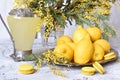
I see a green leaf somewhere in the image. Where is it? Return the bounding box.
[55,15,66,27]
[79,16,93,26]
[98,14,109,20]
[72,15,83,25]
[102,22,116,36]
[102,32,109,40]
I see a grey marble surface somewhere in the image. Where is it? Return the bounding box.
[0,39,120,80]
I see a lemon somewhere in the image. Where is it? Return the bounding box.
[66,42,76,51]
[66,42,75,62]
[74,38,94,64]
[56,35,73,45]
[86,26,101,42]
[94,39,110,53]
[73,25,91,43]
[92,43,105,61]
[54,44,74,61]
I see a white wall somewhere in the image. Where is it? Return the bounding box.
[0,0,13,40]
[109,4,120,50]
[0,0,120,50]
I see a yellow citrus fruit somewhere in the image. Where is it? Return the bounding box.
[66,42,76,62]
[73,25,91,43]
[54,44,74,61]
[74,38,94,64]
[94,39,110,53]
[92,43,105,61]
[86,26,101,42]
[66,42,76,51]
[56,35,73,45]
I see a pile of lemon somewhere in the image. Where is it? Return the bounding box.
[54,25,116,75]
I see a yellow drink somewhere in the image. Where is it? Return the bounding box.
[7,16,40,50]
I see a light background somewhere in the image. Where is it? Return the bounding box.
[0,0,120,50]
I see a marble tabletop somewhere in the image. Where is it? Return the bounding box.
[0,39,120,80]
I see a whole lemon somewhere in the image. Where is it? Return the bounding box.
[54,44,74,61]
[86,26,101,42]
[74,38,94,64]
[66,42,76,51]
[92,43,105,61]
[66,42,76,62]
[56,35,73,45]
[94,39,110,53]
[73,25,91,43]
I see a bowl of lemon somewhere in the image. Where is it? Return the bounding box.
[53,25,118,66]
